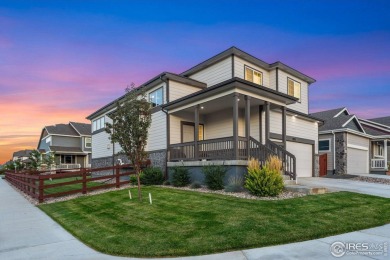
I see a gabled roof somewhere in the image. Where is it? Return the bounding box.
[86,72,206,120]
[180,46,316,84]
[70,122,91,136]
[13,149,33,158]
[368,116,390,127]
[310,108,365,133]
[46,124,80,136]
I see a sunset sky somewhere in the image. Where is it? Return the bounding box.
[1,0,390,164]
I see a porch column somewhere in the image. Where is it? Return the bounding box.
[282,106,287,148]
[194,105,200,160]
[233,93,239,160]
[265,101,270,144]
[245,96,251,159]
[384,140,388,169]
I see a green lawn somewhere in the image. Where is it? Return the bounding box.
[39,187,390,257]
[44,177,102,194]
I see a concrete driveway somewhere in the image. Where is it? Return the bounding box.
[1,178,389,260]
[298,177,390,198]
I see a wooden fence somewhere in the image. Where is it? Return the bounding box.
[5,165,135,203]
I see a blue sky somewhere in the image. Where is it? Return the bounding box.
[1,0,390,162]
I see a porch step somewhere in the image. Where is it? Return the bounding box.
[285,185,327,195]
[284,179,297,185]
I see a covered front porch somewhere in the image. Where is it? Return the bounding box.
[370,139,390,173]
[163,78,298,179]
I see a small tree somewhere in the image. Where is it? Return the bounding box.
[28,150,42,170]
[44,152,56,169]
[106,84,152,200]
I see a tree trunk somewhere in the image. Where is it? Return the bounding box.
[136,163,142,201]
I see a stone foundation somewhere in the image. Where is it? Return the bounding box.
[91,150,167,176]
[335,132,348,175]
[314,154,320,177]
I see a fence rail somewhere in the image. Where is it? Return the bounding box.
[371,159,386,169]
[5,164,135,203]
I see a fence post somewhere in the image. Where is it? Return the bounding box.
[82,168,87,194]
[38,177,44,203]
[115,166,120,188]
[32,178,36,198]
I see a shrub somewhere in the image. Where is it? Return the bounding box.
[224,174,244,193]
[202,164,227,190]
[163,180,171,186]
[129,175,138,185]
[190,181,202,189]
[265,155,283,174]
[245,159,284,197]
[140,167,164,185]
[171,167,191,187]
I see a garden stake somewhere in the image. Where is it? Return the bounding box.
[149,193,152,204]
[128,189,132,200]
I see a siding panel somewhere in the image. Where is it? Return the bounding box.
[169,80,202,101]
[234,56,271,89]
[189,57,232,87]
[278,70,309,114]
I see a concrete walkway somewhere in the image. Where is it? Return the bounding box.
[298,177,390,198]
[1,179,389,260]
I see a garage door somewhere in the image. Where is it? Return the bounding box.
[347,148,368,174]
[286,142,312,178]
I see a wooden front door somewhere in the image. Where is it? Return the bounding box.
[319,154,327,177]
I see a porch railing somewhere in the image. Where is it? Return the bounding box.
[371,159,386,169]
[57,164,81,169]
[169,136,296,179]
[266,141,296,180]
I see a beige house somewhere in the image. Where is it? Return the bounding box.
[87,47,321,180]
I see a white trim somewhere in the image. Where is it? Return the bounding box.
[319,138,331,152]
[347,144,369,151]
[334,107,349,118]
[359,119,390,132]
[341,115,366,133]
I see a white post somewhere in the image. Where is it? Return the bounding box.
[128,189,132,200]
[384,140,388,170]
[149,193,152,204]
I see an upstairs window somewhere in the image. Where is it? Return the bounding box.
[85,137,92,148]
[92,117,105,132]
[245,66,263,85]
[149,87,163,107]
[288,78,301,101]
[319,140,330,152]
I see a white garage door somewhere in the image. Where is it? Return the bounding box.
[347,148,369,174]
[286,142,312,178]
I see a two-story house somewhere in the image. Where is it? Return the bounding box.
[87,47,322,180]
[311,107,390,176]
[37,122,92,169]
[12,149,33,163]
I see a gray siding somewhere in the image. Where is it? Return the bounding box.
[52,136,80,147]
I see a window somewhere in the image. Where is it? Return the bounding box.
[287,78,301,101]
[374,142,384,157]
[149,87,163,107]
[61,155,74,164]
[92,117,105,132]
[245,66,263,85]
[85,137,92,148]
[319,140,330,152]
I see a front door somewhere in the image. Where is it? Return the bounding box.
[319,154,327,177]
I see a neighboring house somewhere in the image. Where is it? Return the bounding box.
[37,122,92,169]
[310,107,390,176]
[87,47,321,180]
[12,149,33,163]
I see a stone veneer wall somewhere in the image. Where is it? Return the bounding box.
[335,132,347,175]
[314,154,320,177]
[91,150,167,176]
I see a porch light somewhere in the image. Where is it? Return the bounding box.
[201,106,204,109]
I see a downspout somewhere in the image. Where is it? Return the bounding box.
[160,74,169,179]
[332,130,336,175]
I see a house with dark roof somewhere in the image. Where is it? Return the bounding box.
[12,149,34,163]
[37,122,92,169]
[87,47,322,180]
[310,107,390,176]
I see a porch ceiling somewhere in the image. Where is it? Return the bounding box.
[163,77,297,113]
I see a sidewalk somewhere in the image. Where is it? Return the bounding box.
[1,178,389,260]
